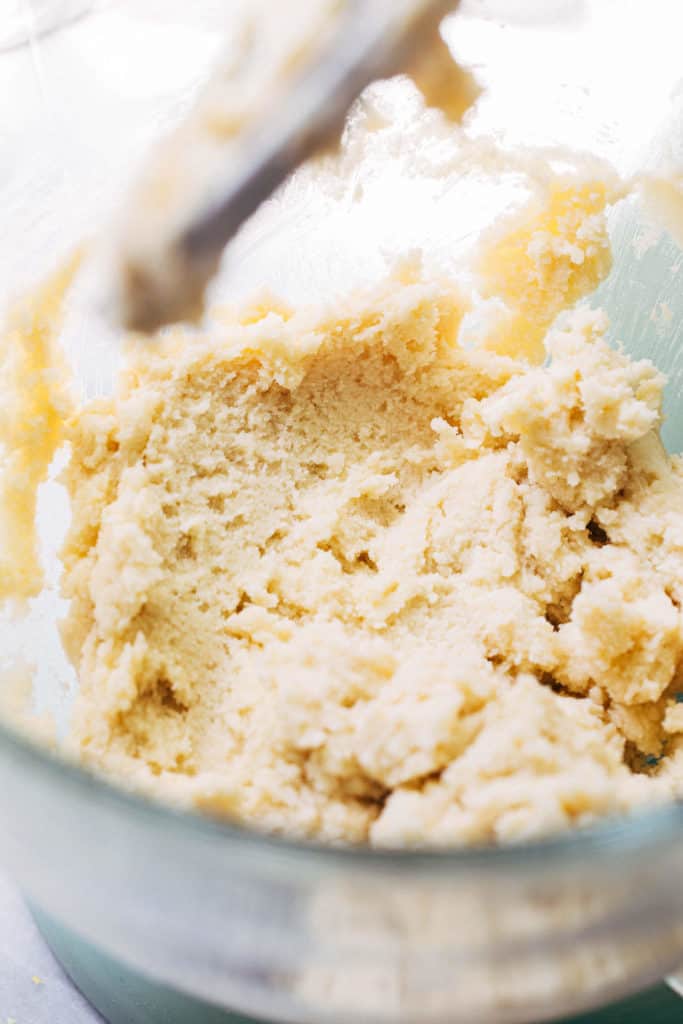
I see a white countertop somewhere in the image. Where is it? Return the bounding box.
[0,872,101,1024]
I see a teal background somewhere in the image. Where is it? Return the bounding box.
[592,207,683,455]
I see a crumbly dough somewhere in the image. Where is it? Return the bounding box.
[1,83,680,848]
[61,253,683,845]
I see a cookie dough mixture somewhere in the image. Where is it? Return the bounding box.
[3,75,683,846]
[59,190,683,845]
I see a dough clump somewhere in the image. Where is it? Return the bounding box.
[62,269,683,846]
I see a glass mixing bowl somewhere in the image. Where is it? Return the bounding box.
[1,3,683,1021]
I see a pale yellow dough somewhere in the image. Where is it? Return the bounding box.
[2,91,671,847]
[60,259,683,846]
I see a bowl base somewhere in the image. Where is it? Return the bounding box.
[30,903,253,1024]
[30,903,683,1024]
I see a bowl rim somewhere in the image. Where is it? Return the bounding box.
[2,715,682,875]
